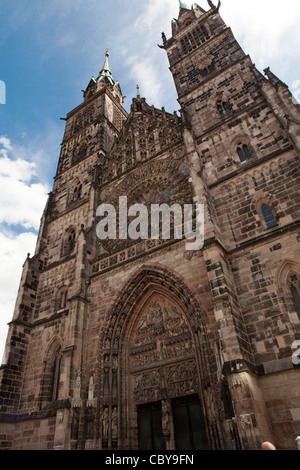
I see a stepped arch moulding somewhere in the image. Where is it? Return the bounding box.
[96,265,225,449]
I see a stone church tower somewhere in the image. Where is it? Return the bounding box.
[0,1,300,451]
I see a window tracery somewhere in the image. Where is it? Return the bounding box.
[260,203,277,229]
[237,143,252,162]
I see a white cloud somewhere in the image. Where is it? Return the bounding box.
[116,0,179,109]
[0,231,37,363]
[220,0,300,70]
[0,153,36,182]
[0,137,12,152]
[132,0,177,34]
[0,138,49,230]
[112,0,300,111]
[0,137,50,362]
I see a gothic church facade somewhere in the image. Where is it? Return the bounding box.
[0,1,300,450]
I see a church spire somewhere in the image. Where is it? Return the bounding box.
[97,50,115,86]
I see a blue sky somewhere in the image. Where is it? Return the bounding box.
[0,0,300,361]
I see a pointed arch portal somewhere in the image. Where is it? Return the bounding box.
[97,266,225,450]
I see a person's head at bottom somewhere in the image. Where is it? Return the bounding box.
[261,441,276,450]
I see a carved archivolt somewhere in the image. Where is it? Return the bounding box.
[100,266,205,353]
[95,266,224,449]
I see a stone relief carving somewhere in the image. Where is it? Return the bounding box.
[57,410,64,424]
[133,370,161,403]
[165,361,198,398]
[130,295,199,404]
[239,414,253,430]
[100,107,182,185]
[130,297,192,370]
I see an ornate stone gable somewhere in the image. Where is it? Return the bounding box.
[100,98,183,186]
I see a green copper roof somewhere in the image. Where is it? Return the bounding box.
[179,0,191,10]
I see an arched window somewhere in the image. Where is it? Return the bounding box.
[290,274,300,319]
[237,143,252,162]
[67,229,76,253]
[261,203,277,229]
[51,347,62,402]
[73,142,87,165]
[56,287,68,311]
[73,181,82,201]
[217,100,231,115]
[61,227,76,257]
[40,340,63,406]
[77,143,87,161]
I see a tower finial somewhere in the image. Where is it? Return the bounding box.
[103,50,110,72]
[136,85,141,99]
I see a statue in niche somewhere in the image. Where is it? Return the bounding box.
[112,355,118,369]
[112,407,118,440]
[71,408,80,440]
[73,370,82,405]
[75,371,81,395]
[161,400,171,437]
[86,409,95,440]
[88,375,94,402]
[102,407,109,439]
[57,410,64,424]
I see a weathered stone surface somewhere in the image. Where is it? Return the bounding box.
[0,2,299,451]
